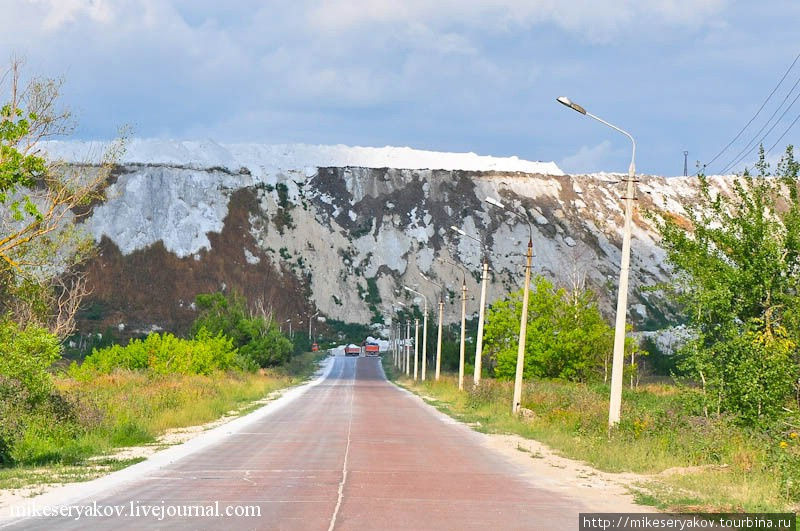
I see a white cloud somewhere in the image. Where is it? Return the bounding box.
[30,0,114,30]
[1,0,795,176]
[307,0,727,42]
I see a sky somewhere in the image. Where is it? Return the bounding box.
[2,0,799,176]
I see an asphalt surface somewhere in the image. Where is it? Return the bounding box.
[9,356,588,530]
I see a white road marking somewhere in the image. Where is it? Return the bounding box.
[327,359,356,531]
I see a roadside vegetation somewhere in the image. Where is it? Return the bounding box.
[1,289,320,473]
[390,372,798,512]
[0,62,320,490]
[388,147,800,513]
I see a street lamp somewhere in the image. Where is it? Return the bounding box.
[413,316,419,380]
[308,311,320,341]
[420,272,445,381]
[405,319,411,375]
[486,196,533,413]
[403,285,429,382]
[393,302,406,369]
[557,95,636,428]
[438,256,470,391]
[450,226,490,385]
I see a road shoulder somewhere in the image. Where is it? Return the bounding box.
[0,356,335,524]
[387,378,649,513]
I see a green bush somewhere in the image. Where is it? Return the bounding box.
[484,277,615,382]
[191,292,293,368]
[71,328,237,378]
[651,148,800,425]
[0,320,80,465]
[0,320,61,403]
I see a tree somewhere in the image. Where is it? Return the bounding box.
[191,292,293,368]
[651,146,800,424]
[483,276,614,382]
[0,59,124,338]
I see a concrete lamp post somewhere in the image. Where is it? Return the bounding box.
[485,196,534,414]
[557,96,636,428]
[403,285,429,382]
[420,272,445,381]
[397,301,411,376]
[308,311,320,341]
[395,300,408,372]
[438,257,470,391]
[450,226,490,385]
[393,302,406,368]
[413,317,419,380]
[405,319,411,375]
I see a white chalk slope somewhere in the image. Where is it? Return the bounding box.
[42,139,564,175]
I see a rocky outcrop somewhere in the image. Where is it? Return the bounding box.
[47,141,721,336]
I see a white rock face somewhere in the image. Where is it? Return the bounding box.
[42,140,564,175]
[53,139,737,329]
[89,166,243,257]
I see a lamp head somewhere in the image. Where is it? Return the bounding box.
[449,225,466,236]
[556,96,587,115]
[485,196,505,209]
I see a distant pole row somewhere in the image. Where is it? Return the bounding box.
[387,97,637,428]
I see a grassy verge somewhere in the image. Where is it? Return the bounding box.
[0,352,324,490]
[0,458,146,492]
[381,357,798,513]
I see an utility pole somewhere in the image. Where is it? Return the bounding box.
[396,324,401,369]
[435,297,444,380]
[308,311,320,341]
[448,225,491,386]
[683,151,688,177]
[474,257,489,385]
[405,320,411,376]
[458,277,467,391]
[419,273,443,383]
[512,239,533,413]
[557,96,637,428]
[413,318,419,381]
[421,305,428,381]
[485,197,533,413]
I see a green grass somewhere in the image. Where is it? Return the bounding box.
[1,351,324,484]
[382,357,799,513]
[0,458,145,490]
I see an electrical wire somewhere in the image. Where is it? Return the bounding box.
[698,50,800,176]
[719,85,800,174]
[766,110,800,154]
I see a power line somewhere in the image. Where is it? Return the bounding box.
[720,84,800,174]
[766,109,800,154]
[698,49,800,175]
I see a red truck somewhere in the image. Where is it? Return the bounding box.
[364,343,380,356]
[344,344,360,356]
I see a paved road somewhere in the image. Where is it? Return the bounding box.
[10,356,589,530]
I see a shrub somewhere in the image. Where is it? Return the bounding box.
[484,277,615,382]
[191,292,294,368]
[0,320,83,465]
[0,320,61,404]
[71,328,237,378]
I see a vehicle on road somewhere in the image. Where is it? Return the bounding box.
[344,344,360,356]
[364,342,380,356]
